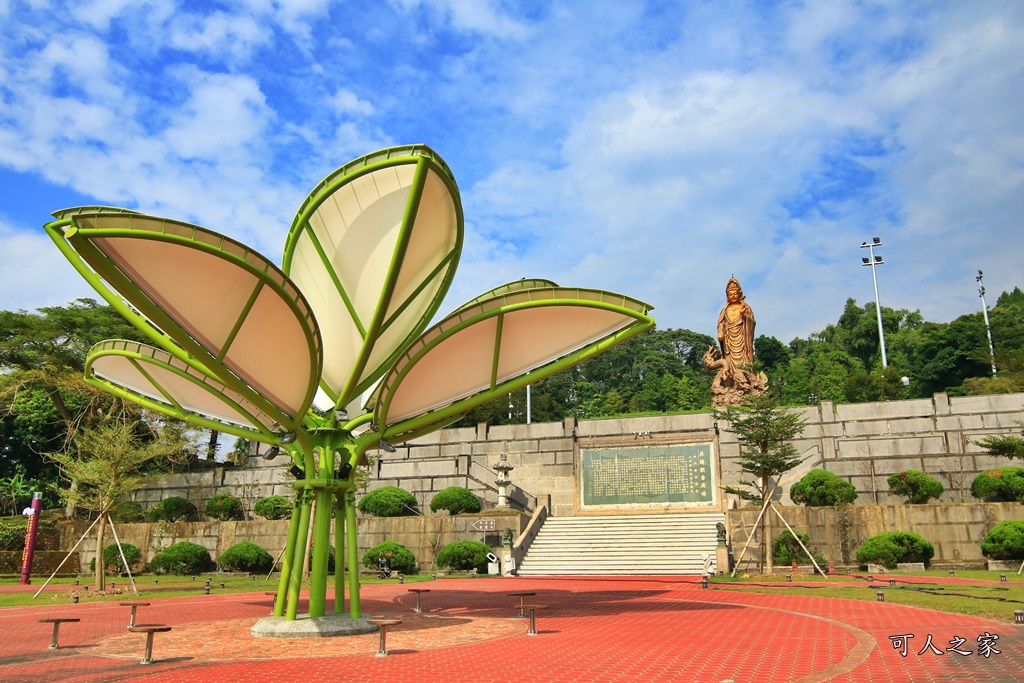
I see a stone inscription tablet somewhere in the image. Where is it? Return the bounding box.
[581,443,715,507]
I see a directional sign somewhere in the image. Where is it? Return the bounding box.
[471,518,496,532]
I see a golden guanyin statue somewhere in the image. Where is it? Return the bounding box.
[703,277,768,406]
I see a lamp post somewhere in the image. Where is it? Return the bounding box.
[860,237,888,369]
[976,270,997,376]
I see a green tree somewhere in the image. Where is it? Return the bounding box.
[715,393,806,572]
[0,300,153,516]
[887,470,944,504]
[46,417,193,589]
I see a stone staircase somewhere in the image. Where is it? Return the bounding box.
[517,512,724,575]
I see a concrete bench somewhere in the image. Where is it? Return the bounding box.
[407,588,430,613]
[129,625,172,665]
[39,617,80,650]
[119,602,150,628]
[507,591,536,618]
[519,604,548,636]
[367,618,402,657]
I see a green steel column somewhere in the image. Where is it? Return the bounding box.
[286,488,314,620]
[274,496,304,617]
[334,490,344,615]
[345,489,360,618]
[307,487,332,617]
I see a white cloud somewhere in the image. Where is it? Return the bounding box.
[0,219,98,310]
[330,88,374,116]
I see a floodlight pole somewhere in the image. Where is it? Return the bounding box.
[977,271,997,376]
[860,237,888,369]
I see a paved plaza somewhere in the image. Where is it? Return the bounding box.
[1,575,1021,682]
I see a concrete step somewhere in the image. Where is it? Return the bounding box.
[517,512,724,576]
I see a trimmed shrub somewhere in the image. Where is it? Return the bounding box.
[218,541,273,573]
[430,487,481,515]
[435,540,491,573]
[146,496,196,522]
[108,500,146,523]
[90,543,143,573]
[0,522,25,551]
[150,541,213,575]
[971,467,1024,502]
[204,493,244,521]
[362,541,416,574]
[981,520,1024,560]
[772,530,825,567]
[254,495,292,520]
[887,470,944,504]
[790,470,857,507]
[357,486,418,517]
[306,544,336,573]
[855,532,935,569]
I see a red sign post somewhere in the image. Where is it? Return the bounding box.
[18,492,42,585]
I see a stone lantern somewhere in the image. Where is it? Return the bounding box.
[494,452,514,508]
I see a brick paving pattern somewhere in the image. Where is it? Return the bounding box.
[1,575,1021,682]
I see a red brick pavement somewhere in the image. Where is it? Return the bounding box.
[1,576,1021,682]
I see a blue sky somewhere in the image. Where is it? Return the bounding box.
[1,0,1022,344]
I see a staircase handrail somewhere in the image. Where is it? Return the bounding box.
[511,493,550,570]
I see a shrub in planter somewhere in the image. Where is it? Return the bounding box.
[971,467,1024,502]
[790,470,857,507]
[218,541,273,573]
[435,540,491,573]
[430,487,481,515]
[357,486,418,517]
[146,496,196,522]
[108,500,146,523]
[772,530,825,567]
[981,520,1024,560]
[204,493,244,521]
[150,541,213,575]
[90,543,143,573]
[855,532,934,569]
[887,470,944,504]
[306,544,336,573]
[362,541,416,574]
[254,495,292,520]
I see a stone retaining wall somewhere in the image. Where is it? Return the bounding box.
[727,501,1024,569]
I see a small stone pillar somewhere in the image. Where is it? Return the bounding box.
[494,453,514,508]
[715,521,730,574]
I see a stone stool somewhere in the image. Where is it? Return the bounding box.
[407,588,430,613]
[129,625,172,665]
[520,604,548,636]
[508,591,536,618]
[367,618,402,657]
[119,601,150,628]
[39,617,80,650]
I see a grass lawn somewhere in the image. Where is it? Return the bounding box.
[0,571,449,608]
[711,569,1024,623]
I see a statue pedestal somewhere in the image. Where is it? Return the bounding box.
[716,544,730,575]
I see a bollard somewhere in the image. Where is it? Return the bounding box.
[72,595,79,604]
[1015,610,1024,625]
[701,576,708,589]
[867,575,873,582]
[786,575,792,582]
[949,570,955,577]
[110,582,115,589]
[220,582,225,589]
[84,586,89,592]
[1002,575,1007,582]
[204,586,210,595]
[398,574,404,584]
[877,591,884,602]
[153,579,158,585]
[74,579,79,586]
[889,579,896,587]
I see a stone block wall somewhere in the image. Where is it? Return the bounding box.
[727,502,1024,569]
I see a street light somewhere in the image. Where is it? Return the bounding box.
[860,237,888,369]
[976,270,997,376]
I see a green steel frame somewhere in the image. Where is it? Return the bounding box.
[43,145,655,627]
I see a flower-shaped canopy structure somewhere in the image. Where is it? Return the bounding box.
[44,145,654,626]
